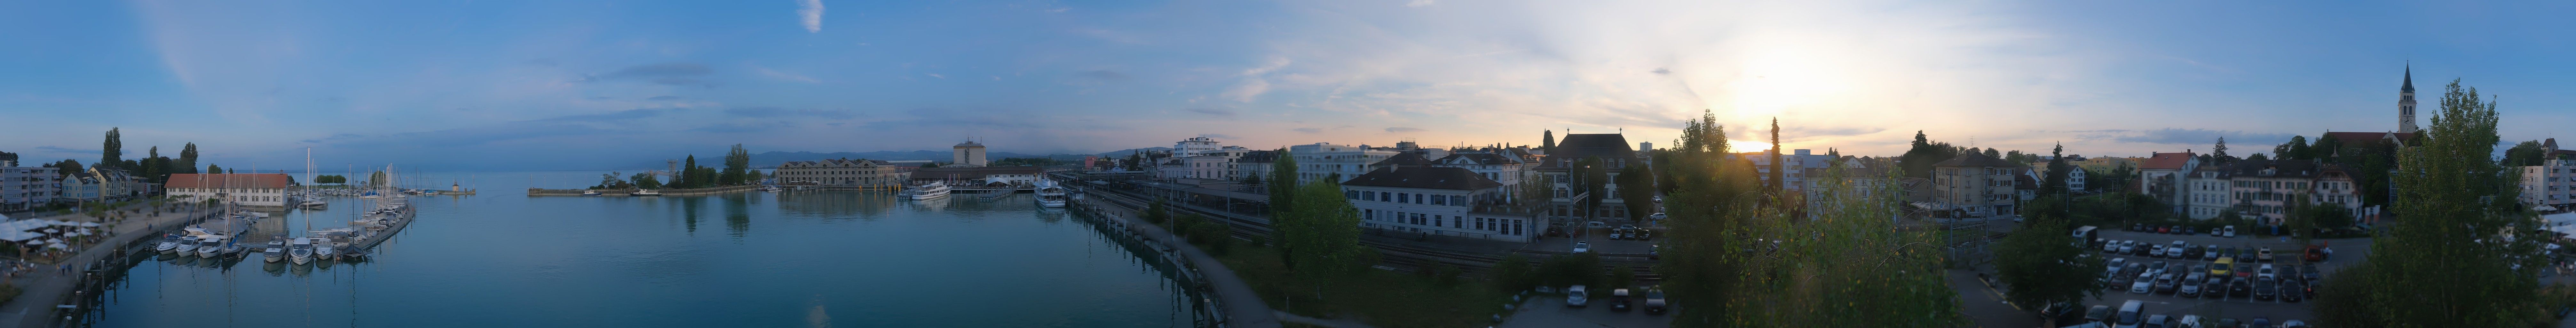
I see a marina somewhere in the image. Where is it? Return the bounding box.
[79,172,1211,328]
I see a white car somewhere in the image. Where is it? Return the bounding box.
[2256,264,2276,279]
[2223,226,2237,237]
[2117,241,2137,254]
[1572,241,1591,253]
[2102,240,2121,253]
[2130,272,2155,294]
[1566,285,1590,307]
[2165,241,2188,258]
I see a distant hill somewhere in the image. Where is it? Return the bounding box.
[699,151,1096,168]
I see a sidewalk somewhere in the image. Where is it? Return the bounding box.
[0,201,220,327]
[1083,198,1284,328]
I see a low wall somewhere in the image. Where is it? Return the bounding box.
[528,184,763,197]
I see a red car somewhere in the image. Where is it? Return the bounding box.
[2157,226,2170,234]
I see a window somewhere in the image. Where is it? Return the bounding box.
[1432,195,1447,205]
[1397,193,1409,203]
[1415,194,1425,204]
[1346,190,1359,199]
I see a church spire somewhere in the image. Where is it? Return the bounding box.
[2398,63,2419,133]
[2401,62,2415,92]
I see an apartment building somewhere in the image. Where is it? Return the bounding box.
[0,164,58,211]
[167,173,293,207]
[774,158,912,187]
[1342,166,1537,242]
[1929,152,2024,217]
[1289,143,1400,184]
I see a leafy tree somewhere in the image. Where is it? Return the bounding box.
[2274,135,2311,160]
[1608,266,1636,290]
[100,127,122,170]
[1268,148,1300,264]
[2335,79,2548,326]
[2043,143,2071,195]
[1899,131,1958,179]
[178,143,198,173]
[2210,136,2230,165]
[1542,129,1556,150]
[720,144,751,185]
[1573,157,1609,219]
[629,172,662,189]
[1490,252,1535,292]
[1616,164,1656,220]
[0,151,15,164]
[47,160,85,175]
[2504,140,2549,167]
[2246,153,2269,160]
[1768,117,1783,191]
[1983,148,2001,159]
[1279,177,1368,288]
[2306,134,2343,164]
[1994,215,2105,318]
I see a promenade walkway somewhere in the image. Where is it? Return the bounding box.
[0,201,221,327]
[1083,197,1283,328]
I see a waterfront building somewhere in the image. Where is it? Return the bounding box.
[1231,150,1280,182]
[0,164,59,211]
[952,141,989,167]
[57,168,138,203]
[1928,152,2024,218]
[913,166,1045,187]
[167,173,292,207]
[1158,155,1235,180]
[2522,158,2576,212]
[1342,165,1538,242]
[774,158,912,187]
[1539,133,1642,220]
[1288,143,1399,184]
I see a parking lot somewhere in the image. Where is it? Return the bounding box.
[2082,228,2375,324]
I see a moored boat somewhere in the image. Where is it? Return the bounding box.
[173,236,200,255]
[193,235,226,258]
[582,190,602,196]
[262,248,283,262]
[911,182,951,200]
[154,241,179,253]
[1035,179,1069,208]
[630,189,662,196]
[289,238,313,265]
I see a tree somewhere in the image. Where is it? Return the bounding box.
[1665,163,1966,327]
[2246,153,2268,160]
[1994,216,2106,318]
[100,127,122,170]
[629,172,662,189]
[203,164,219,176]
[2043,143,2072,196]
[2504,140,2548,167]
[1147,200,1171,225]
[178,143,198,174]
[1768,117,1783,191]
[1573,157,1609,219]
[2209,137,2230,165]
[2339,79,2548,326]
[2307,133,2344,164]
[1543,129,1556,150]
[0,151,15,164]
[47,160,84,175]
[1608,266,1636,290]
[1899,131,1959,179]
[1616,164,1657,220]
[721,144,751,186]
[1490,252,1535,292]
[2275,135,2311,161]
[1279,177,1368,287]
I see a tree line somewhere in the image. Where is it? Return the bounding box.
[596,144,763,190]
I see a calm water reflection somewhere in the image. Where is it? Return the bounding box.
[91,171,1204,328]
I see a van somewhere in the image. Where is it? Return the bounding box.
[2073,226,2100,241]
[2113,300,2145,328]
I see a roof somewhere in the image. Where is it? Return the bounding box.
[1932,152,2018,167]
[1434,152,1521,166]
[166,174,292,189]
[1801,168,1893,178]
[2015,174,2038,190]
[1371,152,1435,167]
[780,158,891,168]
[2402,64,2415,92]
[2138,152,2197,170]
[2224,159,2324,179]
[1342,166,1503,190]
[954,141,985,148]
[1552,134,1636,160]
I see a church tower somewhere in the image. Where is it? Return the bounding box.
[2398,64,2418,133]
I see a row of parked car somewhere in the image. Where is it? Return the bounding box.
[1562,285,1668,315]
[2104,257,2322,302]
[2070,299,2308,328]
[2098,239,2279,263]
[2132,223,2239,237]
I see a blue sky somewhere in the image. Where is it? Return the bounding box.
[6,0,2575,171]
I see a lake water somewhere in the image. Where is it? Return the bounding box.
[88,171,1208,327]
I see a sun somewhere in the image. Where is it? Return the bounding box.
[1723,45,1852,122]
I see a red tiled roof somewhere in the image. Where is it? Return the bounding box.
[165,174,292,189]
[2138,152,2195,170]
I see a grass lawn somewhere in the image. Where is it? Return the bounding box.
[1213,244,1517,328]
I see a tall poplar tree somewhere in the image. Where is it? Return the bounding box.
[100,127,122,170]
[2327,79,2548,326]
[178,143,199,174]
[1768,118,1783,192]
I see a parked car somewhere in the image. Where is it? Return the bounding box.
[2165,241,2188,258]
[2130,273,2156,294]
[1643,288,1669,314]
[2102,240,2121,253]
[2249,317,2271,328]
[1609,231,1625,240]
[2153,273,2179,294]
[2256,264,2276,279]
[2253,277,2278,301]
[2114,300,2145,328]
[2188,264,2207,275]
[2117,241,2138,254]
[2279,319,2310,328]
[2084,304,2114,323]
[2209,258,2234,275]
[2131,223,2145,232]
[1566,285,1590,307]
[2146,261,2169,276]
[1648,245,1660,260]
[2256,247,2275,262]
[2157,226,2170,234]
[1635,230,1653,241]
[1610,288,1633,312]
[2210,227,2224,237]
[2214,318,2240,328]
[2178,272,2208,297]
[2280,278,2303,302]
[2201,247,2220,259]
[2201,276,2224,299]
[2223,225,2237,237]
[2142,315,2171,328]
[2177,315,2206,328]
[2234,262,2254,278]
[1572,241,1591,253]
[2300,264,2322,282]
[2227,276,2253,298]
[2182,245,2203,260]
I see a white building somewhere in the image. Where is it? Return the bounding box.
[774,158,911,187]
[1342,166,1537,242]
[952,141,989,167]
[2185,166,2231,219]
[1430,148,1540,199]
[2136,152,2200,214]
[1159,155,1236,180]
[0,164,59,211]
[1289,143,1399,184]
[1739,149,1837,194]
[167,173,293,207]
[1174,136,1225,157]
[2523,159,2576,212]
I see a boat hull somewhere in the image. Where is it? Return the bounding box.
[291,255,311,265]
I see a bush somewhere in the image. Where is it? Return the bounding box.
[1538,253,1602,289]
[1490,253,1535,292]
[1434,263,1463,287]
[1608,266,1635,290]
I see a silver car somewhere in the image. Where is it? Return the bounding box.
[2130,272,2155,294]
[2164,241,2188,258]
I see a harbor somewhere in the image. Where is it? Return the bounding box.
[77,171,1211,328]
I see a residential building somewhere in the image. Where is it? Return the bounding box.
[1739,149,1838,194]
[1174,136,1224,157]
[2069,156,2139,178]
[1289,143,1400,183]
[1159,155,1236,180]
[2136,152,2201,213]
[2221,159,2350,225]
[952,141,989,167]
[1801,167,1895,211]
[2522,159,2576,212]
[1539,133,1642,220]
[2064,164,2088,192]
[1342,166,1537,242]
[0,165,58,211]
[1431,147,1541,201]
[167,173,293,207]
[2185,166,2232,219]
[774,158,912,187]
[1233,150,1280,182]
[1929,152,2023,217]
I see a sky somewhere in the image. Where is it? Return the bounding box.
[6,0,2576,171]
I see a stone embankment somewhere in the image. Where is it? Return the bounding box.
[527,184,763,196]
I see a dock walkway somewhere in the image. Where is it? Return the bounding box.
[0,202,222,327]
[1079,196,1282,328]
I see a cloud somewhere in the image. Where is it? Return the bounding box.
[1076,70,1129,81]
[2096,128,2293,146]
[691,121,795,133]
[589,63,715,86]
[1222,79,1270,102]
[35,146,91,154]
[1385,127,1425,133]
[756,66,821,83]
[1185,107,1236,117]
[1200,133,1240,139]
[724,107,855,119]
[925,73,945,79]
[525,108,670,123]
[1294,127,1324,133]
[647,95,684,101]
[797,0,826,33]
[1406,0,1435,7]
[1652,68,1671,75]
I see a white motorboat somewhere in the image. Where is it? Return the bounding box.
[911,182,951,200]
[581,190,602,196]
[173,236,200,255]
[762,185,782,192]
[262,248,284,262]
[289,238,313,265]
[313,237,337,259]
[630,189,663,196]
[154,241,179,253]
[300,199,328,208]
[1035,180,1069,208]
[194,236,226,258]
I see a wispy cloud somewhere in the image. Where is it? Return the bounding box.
[35,146,91,154]
[797,0,826,33]
[724,107,854,119]
[1385,127,1424,133]
[1186,107,1236,117]
[756,66,821,83]
[1200,133,1240,139]
[1294,127,1324,133]
[588,63,715,86]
